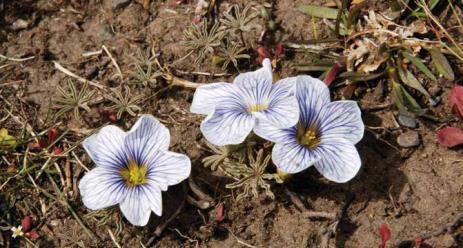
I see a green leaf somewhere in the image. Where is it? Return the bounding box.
[297,5,339,19]
[402,51,437,81]
[429,48,455,81]
[0,128,17,150]
[397,65,430,98]
[391,80,425,115]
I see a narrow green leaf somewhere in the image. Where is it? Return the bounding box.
[298,5,339,19]
[402,51,437,81]
[429,48,455,81]
[429,0,441,10]
[397,66,430,98]
[294,65,332,72]
[391,80,425,115]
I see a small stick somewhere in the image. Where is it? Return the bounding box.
[107,228,122,248]
[395,212,463,247]
[188,177,214,203]
[186,195,211,209]
[102,45,123,81]
[164,74,206,89]
[53,161,66,188]
[225,227,257,248]
[284,187,337,219]
[174,69,231,77]
[65,158,72,192]
[72,151,90,172]
[0,54,35,62]
[53,61,104,89]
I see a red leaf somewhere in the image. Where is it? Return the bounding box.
[26,229,39,240]
[274,43,284,59]
[52,147,63,155]
[21,216,32,232]
[216,203,224,223]
[324,63,342,86]
[450,85,463,119]
[436,127,463,148]
[378,223,391,248]
[256,47,272,59]
[414,236,423,247]
[168,0,184,7]
[38,138,48,149]
[47,128,59,145]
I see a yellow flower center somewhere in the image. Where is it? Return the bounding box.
[248,104,268,113]
[120,160,148,187]
[297,125,321,150]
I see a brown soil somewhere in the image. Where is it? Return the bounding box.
[0,0,462,247]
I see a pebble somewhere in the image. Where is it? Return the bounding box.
[428,85,442,97]
[112,0,131,10]
[397,131,420,148]
[398,114,418,129]
[11,19,29,30]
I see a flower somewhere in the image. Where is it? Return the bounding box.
[79,115,191,226]
[190,58,299,146]
[11,225,24,238]
[255,76,364,183]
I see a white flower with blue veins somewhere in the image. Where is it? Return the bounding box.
[255,76,364,183]
[79,115,191,226]
[190,58,299,146]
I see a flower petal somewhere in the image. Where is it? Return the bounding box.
[146,150,191,191]
[82,125,127,170]
[119,187,155,226]
[318,100,364,144]
[79,167,128,210]
[125,115,170,165]
[295,75,331,129]
[200,106,255,146]
[254,122,296,144]
[313,139,361,183]
[254,77,299,128]
[190,82,236,115]
[233,58,273,108]
[272,140,321,174]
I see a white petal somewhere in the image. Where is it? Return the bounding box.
[190,82,236,115]
[254,122,296,144]
[141,183,163,216]
[146,150,191,191]
[295,76,331,129]
[273,76,297,95]
[200,106,255,146]
[318,101,364,144]
[272,140,321,174]
[255,78,299,128]
[79,167,128,210]
[82,125,127,170]
[125,115,170,165]
[233,59,273,108]
[119,187,157,226]
[313,139,361,183]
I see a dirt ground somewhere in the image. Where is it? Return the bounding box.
[0,0,462,247]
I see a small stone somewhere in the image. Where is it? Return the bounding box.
[428,85,442,97]
[112,0,131,10]
[11,19,29,30]
[398,114,418,128]
[397,131,420,148]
